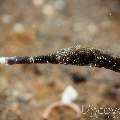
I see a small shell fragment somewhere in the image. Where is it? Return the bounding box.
[61,86,78,104]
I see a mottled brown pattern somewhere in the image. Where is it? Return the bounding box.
[5,45,120,72]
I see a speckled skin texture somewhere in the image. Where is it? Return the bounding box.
[7,45,120,72]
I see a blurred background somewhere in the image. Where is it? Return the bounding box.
[0,0,120,119]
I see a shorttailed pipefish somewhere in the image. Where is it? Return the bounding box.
[0,45,120,72]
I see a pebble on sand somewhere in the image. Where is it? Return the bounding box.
[32,0,44,6]
[42,4,55,16]
[61,86,78,104]
[1,14,12,24]
[13,23,25,33]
